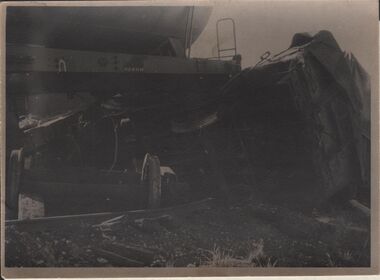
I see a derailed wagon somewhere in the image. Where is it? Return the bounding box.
[5,6,370,220]
[219,30,370,205]
[5,6,242,219]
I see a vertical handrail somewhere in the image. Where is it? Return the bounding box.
[183,7,190,57]
[187,6,195,58]
[216,18,237,59]
[183,6,195,59]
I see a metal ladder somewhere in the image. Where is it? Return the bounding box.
[216,18,237,59]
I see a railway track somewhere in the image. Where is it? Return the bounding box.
[5,197,215,232]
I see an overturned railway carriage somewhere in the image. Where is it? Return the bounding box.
[221,31,371,204]
[5,6,370,220]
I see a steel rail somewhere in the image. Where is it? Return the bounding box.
[5,198,215,232]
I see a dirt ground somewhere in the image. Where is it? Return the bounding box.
[5,182,370,268]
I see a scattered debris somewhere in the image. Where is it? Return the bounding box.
[5,194,370,267]
[5,198,214,233]
[101,242,155,265]
[92,248,144,267]
[349,199,370,217]
[134,215,174,232]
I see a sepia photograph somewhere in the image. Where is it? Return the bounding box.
[1,0,378,277]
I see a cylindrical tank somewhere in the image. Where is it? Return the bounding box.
[6,6,212,55]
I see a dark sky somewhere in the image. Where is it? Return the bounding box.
[192,0,378,86]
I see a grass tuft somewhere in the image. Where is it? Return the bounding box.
[203,240,277,267]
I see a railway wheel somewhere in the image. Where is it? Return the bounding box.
[6,149,24,219]
[141,153,161,209]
